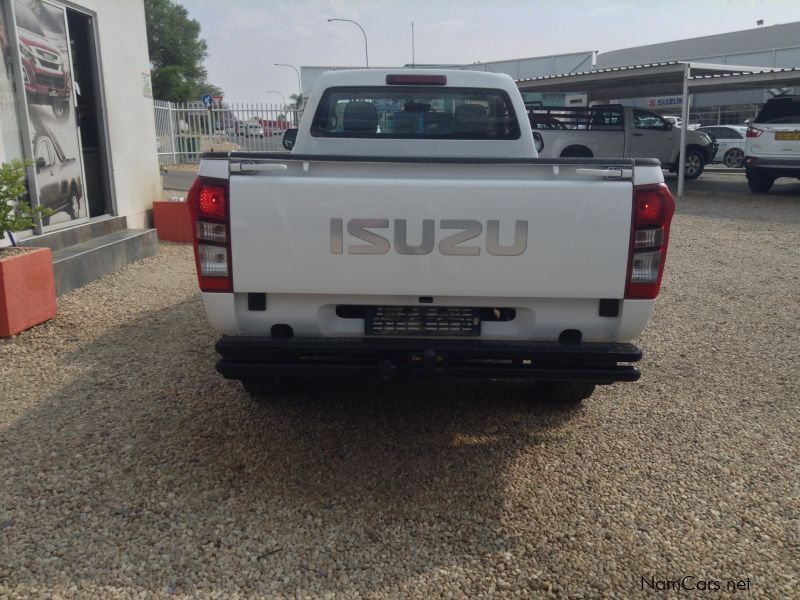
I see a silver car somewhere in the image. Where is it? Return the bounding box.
[697,126,747,168]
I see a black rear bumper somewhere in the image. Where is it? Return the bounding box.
[215,336,642,384]
[745,156,800,178]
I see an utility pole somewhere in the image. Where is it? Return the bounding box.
[412,22,415,67]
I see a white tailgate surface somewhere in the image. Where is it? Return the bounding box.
[230,170,632,299]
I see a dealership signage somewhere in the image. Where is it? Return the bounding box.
[565,93,588,106]
[647,95,684,108]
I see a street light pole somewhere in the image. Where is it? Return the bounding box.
[274,63,302,102]
[327,18,369,67]
[265,90,286,106]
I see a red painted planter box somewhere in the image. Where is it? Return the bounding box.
[0,247,57,337]
[153,200,193,243]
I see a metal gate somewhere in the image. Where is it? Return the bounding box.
[153,100,304,164]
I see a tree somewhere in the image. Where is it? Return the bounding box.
[144,0,222,102]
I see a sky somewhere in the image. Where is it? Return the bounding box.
[179,0,800,104]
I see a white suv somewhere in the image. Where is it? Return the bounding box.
[745,97,800,192]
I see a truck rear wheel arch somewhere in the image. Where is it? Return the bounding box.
[560,145,593,158]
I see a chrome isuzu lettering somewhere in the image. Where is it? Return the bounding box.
[330,218,528,256]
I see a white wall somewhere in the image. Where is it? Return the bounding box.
[71,0,160,229]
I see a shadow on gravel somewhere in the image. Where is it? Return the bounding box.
[663,171,800,203]
[0,300,581,595]
[671,190,800,224]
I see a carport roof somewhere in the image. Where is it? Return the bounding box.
[515,61,800,99]
[517,61,800,198]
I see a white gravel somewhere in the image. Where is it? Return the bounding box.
[0,190,798,599]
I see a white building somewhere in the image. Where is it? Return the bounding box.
[1,0,160,293]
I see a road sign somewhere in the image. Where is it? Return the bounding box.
[202,94,213,108]
[212,95,223,109]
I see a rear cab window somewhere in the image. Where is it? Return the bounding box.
[310,87,521,140]
[754,98,800,124]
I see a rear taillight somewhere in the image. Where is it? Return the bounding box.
[746,126,764,138]
[625,184,675,300]
[187,177,232,292]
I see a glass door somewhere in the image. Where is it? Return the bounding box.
[14,0,88,229]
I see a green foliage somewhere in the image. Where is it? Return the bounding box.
[0,159,52,242]
[144,0,222,102]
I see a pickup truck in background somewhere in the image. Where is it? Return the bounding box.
[529,104,717,179]
[188,69,675,405]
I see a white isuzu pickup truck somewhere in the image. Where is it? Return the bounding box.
[187,69,675,404]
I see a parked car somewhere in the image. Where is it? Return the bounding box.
[529,104,717,179]
[32,127,82,224]
[744,96,800,192]
[697,125,747,168]
[14,4,72,121]
[238,123,264,137]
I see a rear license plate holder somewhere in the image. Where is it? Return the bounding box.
[365,306,481,337]
[774,131,800,140]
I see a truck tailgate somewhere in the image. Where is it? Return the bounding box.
[229,161,633,299]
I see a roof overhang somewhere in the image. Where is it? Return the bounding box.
[515,61,800,198]
[689,67,800,91]
[516,61,799,100]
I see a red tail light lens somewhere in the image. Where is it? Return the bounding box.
[626,183,675,300]
[198,184,227,219]
[187,177,232,292]
[746,126,763,138]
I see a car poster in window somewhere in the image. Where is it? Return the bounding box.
[15,0,86,227]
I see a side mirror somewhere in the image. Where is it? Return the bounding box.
[532,131,544,154]
[35,157,47,171]
[282,128,298,151]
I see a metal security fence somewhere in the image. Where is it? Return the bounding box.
[154,100,304,164]
[688,105,760,128]
[652,104,760,128]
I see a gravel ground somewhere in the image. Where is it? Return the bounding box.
[1,191,798,599]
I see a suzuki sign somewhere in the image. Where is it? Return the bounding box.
[647,95,684,108]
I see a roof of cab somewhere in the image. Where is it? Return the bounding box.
[311,68,517,91]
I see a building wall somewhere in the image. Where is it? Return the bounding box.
[1,0,159,231]
[75,0,160,229]
[594,22,800,116]
[596,22,800,69]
